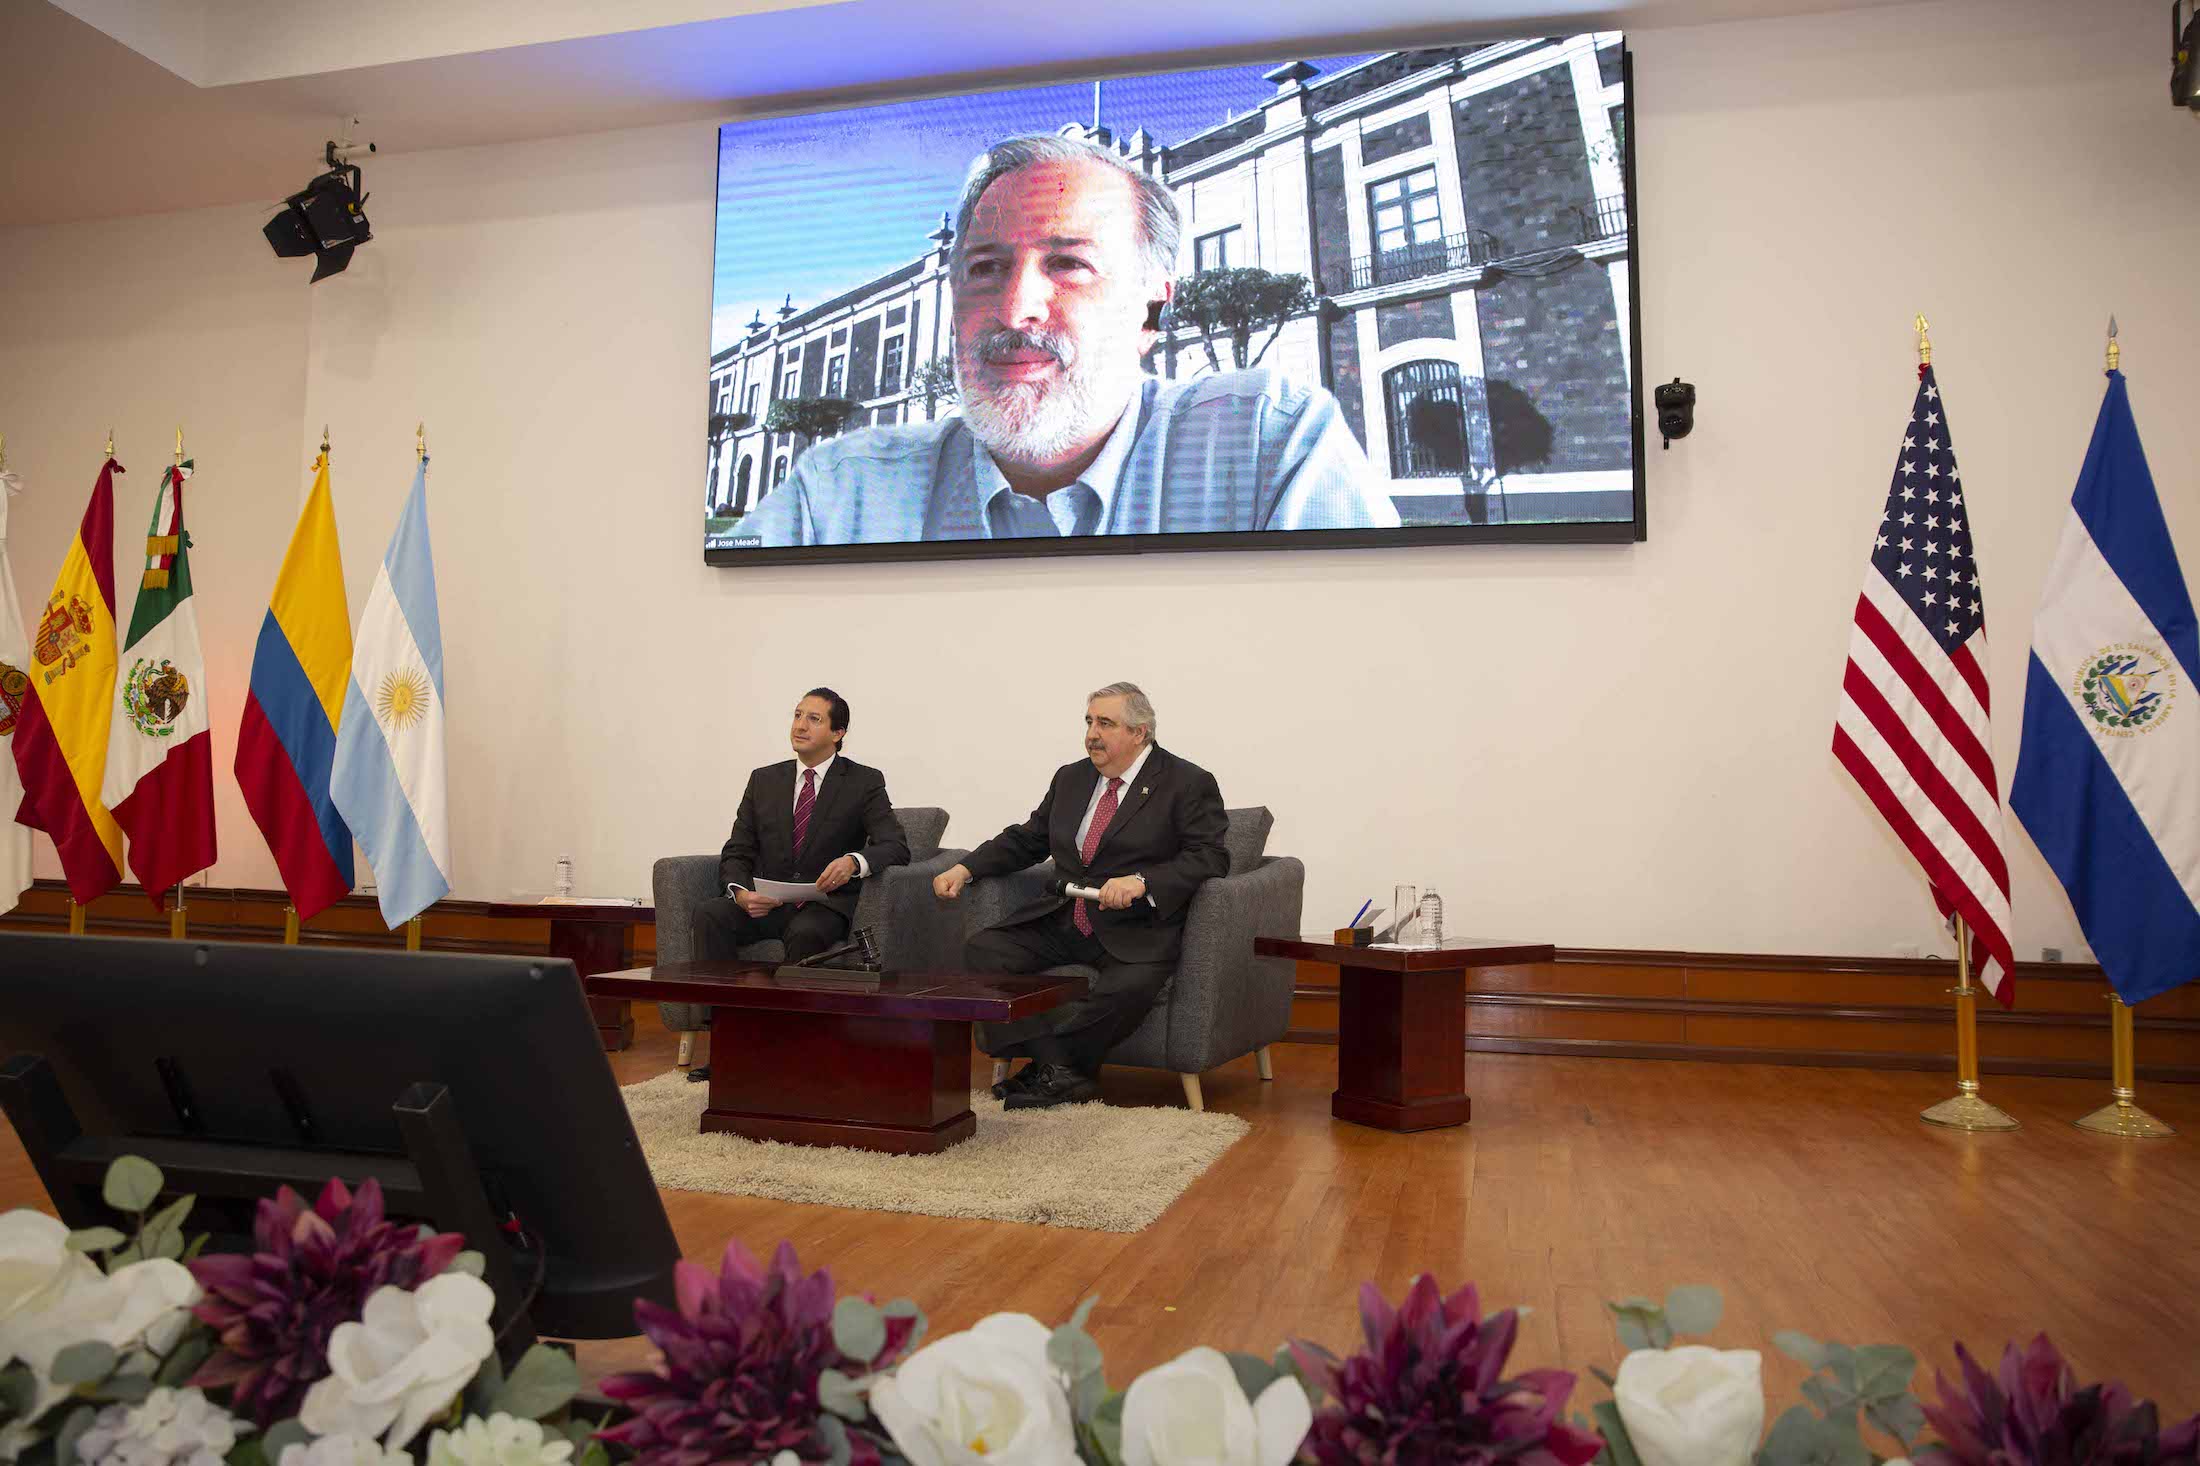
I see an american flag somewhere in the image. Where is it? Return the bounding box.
[1832,364,2015,1004]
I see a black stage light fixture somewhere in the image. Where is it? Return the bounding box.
[264,141,374,282]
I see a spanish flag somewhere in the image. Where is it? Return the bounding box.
[235,451,354,919]
[10,458,125,903]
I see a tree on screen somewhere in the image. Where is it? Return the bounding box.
[1170,267,1315,374]
[909,358,958,421]
[764,398,858,445]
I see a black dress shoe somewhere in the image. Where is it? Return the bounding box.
[987,1064,1030,1102]
[686,1065,711,1083]
[1004,1062,1099,1110]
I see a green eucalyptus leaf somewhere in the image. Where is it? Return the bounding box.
[575,1443,610,1466]
[56,1405,98,1466]
[491,1344,582,1421]
[831,1298,887,1364]
[817,1413,852,1466]
[1851,1345,1917,1401]
[1086,1390,1127,1466]
[1224,1352,1279,1403]
[451,1250,487,1279]
[1048,1324,1104,1384]
[1662,1285,1723,1337]
[65,1228,126,1254]
[464,1348,506,1415]
[108,1240,145,1269]
[0,1363,39,1417]
[1757,1408,1873,1466]
[1865,1393,1927,1449]
[180,1234,209,1263]
[51,1342,118,1386]
[1774,1332,1829,1369]
[1589,1364,1617,1389]
[156,1334,213,1388]
[102,1157,163,1214]
[260,1420,309,1463]
[1613,1296,1659,1312]
[1068,1296,1099,1333]
[882,1297,927,1354]
[227,1435,270,1466]
[1590,1399,1643,1466]
[151,1229,185,1262]
[90,1371,155,1405]
[1648,1317,1675,1350]
[146,1194,196,1238]
[1800,1374,1859,1418]
[1613,1317,1652,1352]
[1071,1365,1107,1421]
[1822,1342,1859,1390]
[818,1369,868,1422]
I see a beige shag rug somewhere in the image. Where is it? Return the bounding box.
[620,1072,1248,1232]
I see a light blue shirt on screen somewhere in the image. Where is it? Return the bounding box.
[733,368,1400,549]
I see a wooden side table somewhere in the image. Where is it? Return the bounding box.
[1254,936,1554,1131]
[486,901,653,1051]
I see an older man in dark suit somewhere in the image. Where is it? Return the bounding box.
[933,681,1227,1109]
[693,686,910,970]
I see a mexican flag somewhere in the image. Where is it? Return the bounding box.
[101,460,215,901]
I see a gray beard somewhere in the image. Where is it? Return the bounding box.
[956,338,1140,473]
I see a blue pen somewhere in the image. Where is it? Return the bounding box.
[1346,899,1372,929]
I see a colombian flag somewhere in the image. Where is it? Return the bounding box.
[236,451,354,918]
[10,458,125,903]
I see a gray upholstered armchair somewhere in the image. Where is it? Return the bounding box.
[951,806,1303,1111]
[650,806,962,1067]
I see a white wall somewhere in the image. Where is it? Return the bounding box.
[2,0,2195,962]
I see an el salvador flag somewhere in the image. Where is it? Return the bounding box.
[2010,370,2199,1004]
[331,461,450,926]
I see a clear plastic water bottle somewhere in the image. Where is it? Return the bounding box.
[1417,888,1444,948]
[554,854,574,898]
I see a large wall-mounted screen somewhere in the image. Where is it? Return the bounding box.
[704,37,1639,565]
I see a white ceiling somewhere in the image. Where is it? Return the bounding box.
[3,0,1924,228]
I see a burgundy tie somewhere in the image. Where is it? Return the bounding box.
[792,767,817,860]
[1073,777,1122,937]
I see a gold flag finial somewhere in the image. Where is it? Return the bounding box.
[321,423,331,455]
[2106,314,2120,373]
[106,427,115,457]
[1914,313,1932,367]
[0,431,8,472]
[416,421,427,462]
[174,425,185,466]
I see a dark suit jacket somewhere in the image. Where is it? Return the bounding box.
[717,756,910,922]
[963,744,1228,964]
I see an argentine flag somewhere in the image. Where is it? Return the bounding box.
[2010,370,2198,1004]
[331,461,449,926]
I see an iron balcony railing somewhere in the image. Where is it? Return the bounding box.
[1576,194,1629,244]
[1322,229,1498,295]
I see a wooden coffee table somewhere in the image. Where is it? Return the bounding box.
[1255,937,1554,1132]
[583,961,1086,1154]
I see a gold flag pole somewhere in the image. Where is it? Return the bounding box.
[105,427,114,458]
[283,904,300,945]
[2076,992,2174,1137]
[1921,915,2021,1130]
[68,900,86,935]
[1915,312,1931,366]
[169,887,187,940]
[406,917,424,951]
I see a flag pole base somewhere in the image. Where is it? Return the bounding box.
[405,917,423,952]
[67,900,86,935]
[1921,1086,2020,1131]
[283,905,300,945]
[2074,1096,2175,1139]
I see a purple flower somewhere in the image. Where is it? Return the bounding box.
[1916,1334,2199,1466]
[1290,1274,1603,1466]
[597,1240,916,1466]
[187,1177,466,1426]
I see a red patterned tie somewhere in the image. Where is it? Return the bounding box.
[1073,777,1122,937]
[792,767,817,860]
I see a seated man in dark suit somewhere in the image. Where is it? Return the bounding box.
[689,687,910,1079]
[932,681,1227,1109]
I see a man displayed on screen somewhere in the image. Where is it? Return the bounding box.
[689,687,909,1078]
[931,681,1227,1109]
[739,135,1400,547]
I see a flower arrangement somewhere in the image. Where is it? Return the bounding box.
[4,1160,2193,1466]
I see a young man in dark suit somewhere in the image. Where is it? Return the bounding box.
[692,687,910,969]
[933,681,1227,1109]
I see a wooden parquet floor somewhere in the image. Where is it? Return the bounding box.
[6,1008,2197,1415]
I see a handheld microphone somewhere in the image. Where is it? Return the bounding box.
[1046,877,1105,901]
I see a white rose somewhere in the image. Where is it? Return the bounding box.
[278,1435,414,1466]
[1120,1347,1310,1466]
[297,1274,497,1449]
[423,1412,575,1466]
[0,1211,200,1438]
[1612,1346,1764,1466]
[869,1314,1079,1466]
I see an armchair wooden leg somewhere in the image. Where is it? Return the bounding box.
[1180,1073,1204,1112]
[676,1033,695,1067]
[1256,1045,1274,1081]
[991,1060,1010,1086]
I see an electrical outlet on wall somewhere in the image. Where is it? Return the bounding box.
[1895,943,1923,959]
[2042,946,2064,962]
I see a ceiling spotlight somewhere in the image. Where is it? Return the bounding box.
[264,140,374,282]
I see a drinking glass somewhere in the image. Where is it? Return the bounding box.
[1391,883,1418,946]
